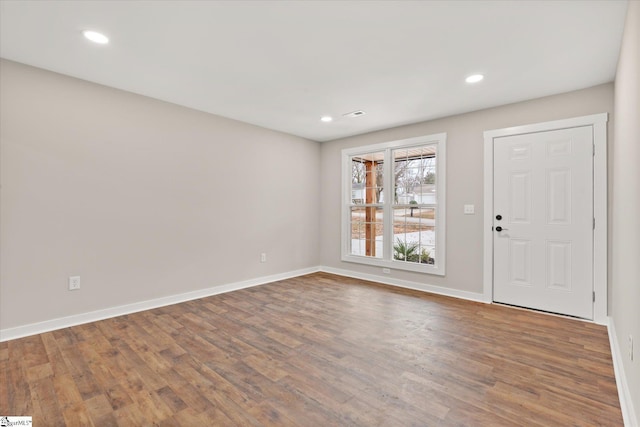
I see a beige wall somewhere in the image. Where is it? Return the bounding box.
[612,1,640,423]
[0,60,618,330]
[320,84,614,295]
[0,22,635,418]
[0,59,320,330]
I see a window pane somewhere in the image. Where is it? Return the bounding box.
[350,206,383,258]
[392,145,437,205]
[351,152,384,204]
[392,207,435,264]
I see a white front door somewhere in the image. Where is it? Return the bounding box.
[493,126,594,319]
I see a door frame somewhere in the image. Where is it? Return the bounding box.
[483,113,608,324]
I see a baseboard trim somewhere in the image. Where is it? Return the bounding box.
[608,317,638,427]
[319,266,487,303]
[0,266,320,342]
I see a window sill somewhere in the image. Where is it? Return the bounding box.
[341,254,445,276]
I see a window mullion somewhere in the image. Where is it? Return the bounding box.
[383,148,393,262]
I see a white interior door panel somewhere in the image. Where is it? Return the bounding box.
[493,126,593,319]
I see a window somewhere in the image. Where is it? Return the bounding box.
[342,133,446,275]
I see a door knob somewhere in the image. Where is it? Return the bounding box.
[496,214,502,220]
[495,226,508,232]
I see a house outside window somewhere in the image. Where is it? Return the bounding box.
[342,133,446,275]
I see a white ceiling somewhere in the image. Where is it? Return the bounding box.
[0,1,628,142]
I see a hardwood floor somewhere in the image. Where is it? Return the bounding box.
[1,272,623,426]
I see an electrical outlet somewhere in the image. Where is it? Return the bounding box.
[382,268,391,274]
[260,253,267,263]
[629,335,634,361]
[69,276,81,291]
[464,204,475,215]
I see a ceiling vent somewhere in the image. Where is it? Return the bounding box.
[343,110,366,118]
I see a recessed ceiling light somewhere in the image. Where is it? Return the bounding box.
[465,74,484,83]
[320,116,333,123]
[82,30,109,44]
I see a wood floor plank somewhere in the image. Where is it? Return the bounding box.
[84,393,117,425]
[2,272,623,425]
[155,385,187,414]
[61,402,94,427]
[5,356,33,416]
[0,359,9,411]
[28,376,65,425]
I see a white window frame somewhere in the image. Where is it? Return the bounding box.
[341,133,446,275]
